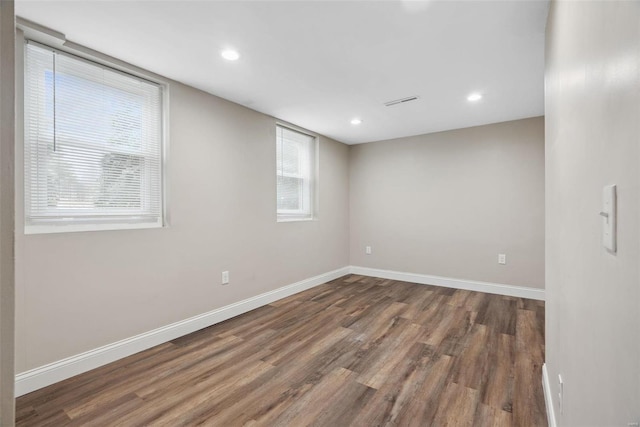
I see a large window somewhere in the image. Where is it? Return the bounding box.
[276,125,316,221]
[24,41,164,233]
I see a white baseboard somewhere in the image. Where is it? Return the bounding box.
[15,266,350,397]
[348,266,545,301]
[542,363,557,427]
[16,265,544,396]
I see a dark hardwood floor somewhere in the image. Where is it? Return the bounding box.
[16,274,547,426]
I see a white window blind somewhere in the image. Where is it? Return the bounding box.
[276,125,316,221]
[24,41,164,232]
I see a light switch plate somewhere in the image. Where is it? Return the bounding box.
[602,184,616,252]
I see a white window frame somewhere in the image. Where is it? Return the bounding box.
[276,124,318,222]
[21,28,169,235]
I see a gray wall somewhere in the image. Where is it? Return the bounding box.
[15,68,350,373]
[545,1,640,425]
[349,117,545,289]
[0,1,16,424]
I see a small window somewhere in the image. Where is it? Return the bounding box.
[276,125,316,221]
[24,41,164,233]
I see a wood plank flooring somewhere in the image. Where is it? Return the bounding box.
[16,275,547,426]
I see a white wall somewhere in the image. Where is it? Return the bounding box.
[545,1,640,425]
[0,1,16,424]
[349,117,545,289]
[14,49,350,373]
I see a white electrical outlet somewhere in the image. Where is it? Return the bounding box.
[498,254,506,265]
[365,246,372,255]
[221,271,229,285]
[558,374,564,415]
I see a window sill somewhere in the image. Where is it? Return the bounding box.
[25,220,164,235]
[277,217,315,223]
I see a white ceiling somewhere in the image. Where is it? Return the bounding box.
[16,0,549,145]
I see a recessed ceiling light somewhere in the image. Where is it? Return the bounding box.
[221,49,240,61]
[467,93,483,102]
[350,118,362,125]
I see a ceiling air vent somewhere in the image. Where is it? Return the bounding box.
[384,96,419,107]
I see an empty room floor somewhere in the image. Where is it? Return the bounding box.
[16,275,546,426]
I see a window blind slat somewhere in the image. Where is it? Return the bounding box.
[25,42,164,229]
